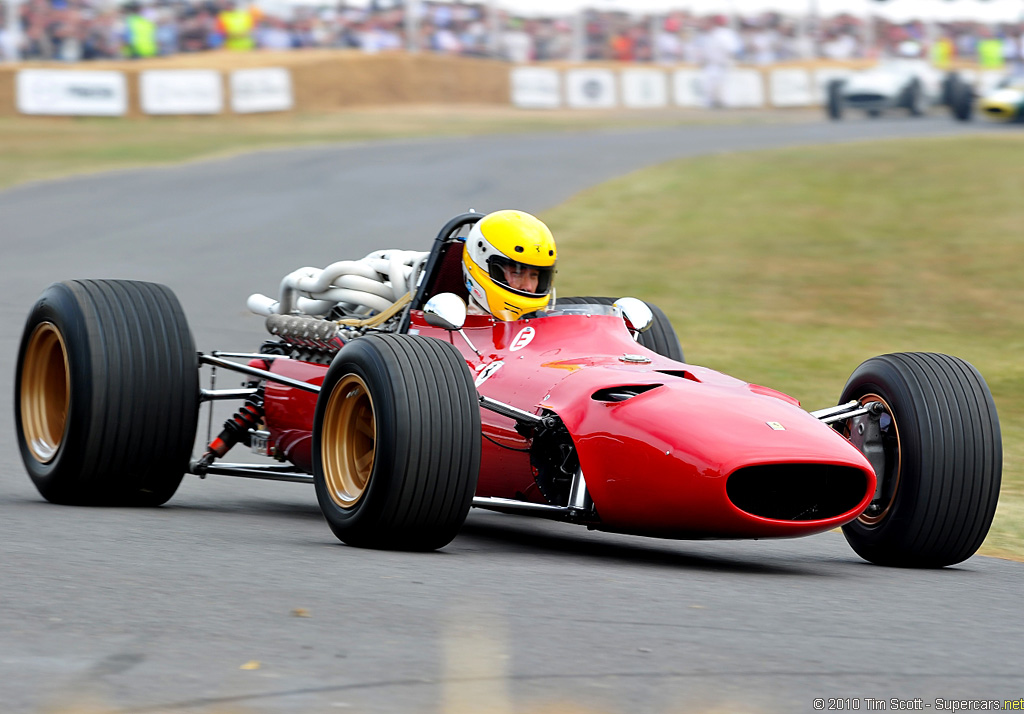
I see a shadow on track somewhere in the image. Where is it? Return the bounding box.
[457,512,826,577]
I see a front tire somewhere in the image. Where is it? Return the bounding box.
[313,334,481,550]
[905,79,925,117]
[15,280,199,506]
[839,353,1001,567]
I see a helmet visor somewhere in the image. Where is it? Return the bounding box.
[487,255,555,298]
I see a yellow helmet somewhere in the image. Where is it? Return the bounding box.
[462,210,557,321]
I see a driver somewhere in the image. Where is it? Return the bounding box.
[462,210,557,321]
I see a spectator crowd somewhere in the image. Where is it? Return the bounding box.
[1,0,1022,70]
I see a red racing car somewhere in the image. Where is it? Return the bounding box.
[15,212,1002,567]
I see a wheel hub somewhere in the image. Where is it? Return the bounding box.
[321,374,376,508]
[851,394,901,526]
[21,322,70,463]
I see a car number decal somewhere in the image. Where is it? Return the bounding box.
[475,360,504,386]
[510,326,536,352]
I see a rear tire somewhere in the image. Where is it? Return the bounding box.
[838,353,1001,567]
[15,280,199,506]
[905,79,925,117]
[556,296,684,362]
[313,334,481,550]
[826,79,844,121]
[950,75,974,122]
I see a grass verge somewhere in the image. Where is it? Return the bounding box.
[546,133,1024,560]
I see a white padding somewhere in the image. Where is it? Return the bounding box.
[140,70,223,115]
[17,69,128,116]
[621,69,669,108]
[511,66,561,109]
[769,68,813,107]
[672,70,703,107]
[722,70,765,108]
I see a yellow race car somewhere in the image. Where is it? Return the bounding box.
[952,74,1024,122]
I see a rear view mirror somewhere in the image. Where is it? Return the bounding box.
[613,297,653,336]
[424,293,468,331]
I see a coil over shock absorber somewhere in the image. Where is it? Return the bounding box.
[195,392,264,472]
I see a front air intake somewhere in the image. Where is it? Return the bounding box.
[726,464,868,521]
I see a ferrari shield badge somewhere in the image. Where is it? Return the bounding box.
[509,326,536,352]
[766,421,786,431]
[475,360,504,386]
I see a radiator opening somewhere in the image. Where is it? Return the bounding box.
[726,464,868,521]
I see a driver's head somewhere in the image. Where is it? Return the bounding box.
[462,210,557,321]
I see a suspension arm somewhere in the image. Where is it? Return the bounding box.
[198,354,321,394]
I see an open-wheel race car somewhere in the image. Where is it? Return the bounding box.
[825,58,961,120]
[950,73,1024,123]
[15,211,1002,567]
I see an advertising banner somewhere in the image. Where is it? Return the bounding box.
[621,69,669,109]
[510,67,561,109]
[140,70,223,115]
[672,69,703,107]
[230,68,293,114]
[722,69,765,108]
[565,69,617,109]
[17,70,127,116]
[770,68,813,107]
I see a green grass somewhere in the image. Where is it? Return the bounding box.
[546,133,1024,560]
[0,106,809,191]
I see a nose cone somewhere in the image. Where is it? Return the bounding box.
[546,369,875,538]
[979,89,1022,121]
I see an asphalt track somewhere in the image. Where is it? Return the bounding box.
[2,114,1021,714]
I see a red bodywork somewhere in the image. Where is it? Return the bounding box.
[262,311,876,540]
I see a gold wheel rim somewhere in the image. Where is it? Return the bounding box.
[21,322,70,464]
[855,393,901,526]
[321,374,376,508]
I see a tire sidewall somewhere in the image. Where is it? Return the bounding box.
[312,339,398,537]
[951,80,973,121]
[907,79,924,115]
[15,284,94,501]
[827,80,844,120]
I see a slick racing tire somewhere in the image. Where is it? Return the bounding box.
[905,79,925,117]
[838,353,1001,568]
[826,80,844,121]
[313,334,481,551]
[556,296,685,362]
[15,280,199,506]
[940,72,958,107]
[949,75,974,122]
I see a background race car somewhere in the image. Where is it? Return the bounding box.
[951,74,1024,123]
[826,57,960,120]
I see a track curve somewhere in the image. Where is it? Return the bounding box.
[1,115,1020,714]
